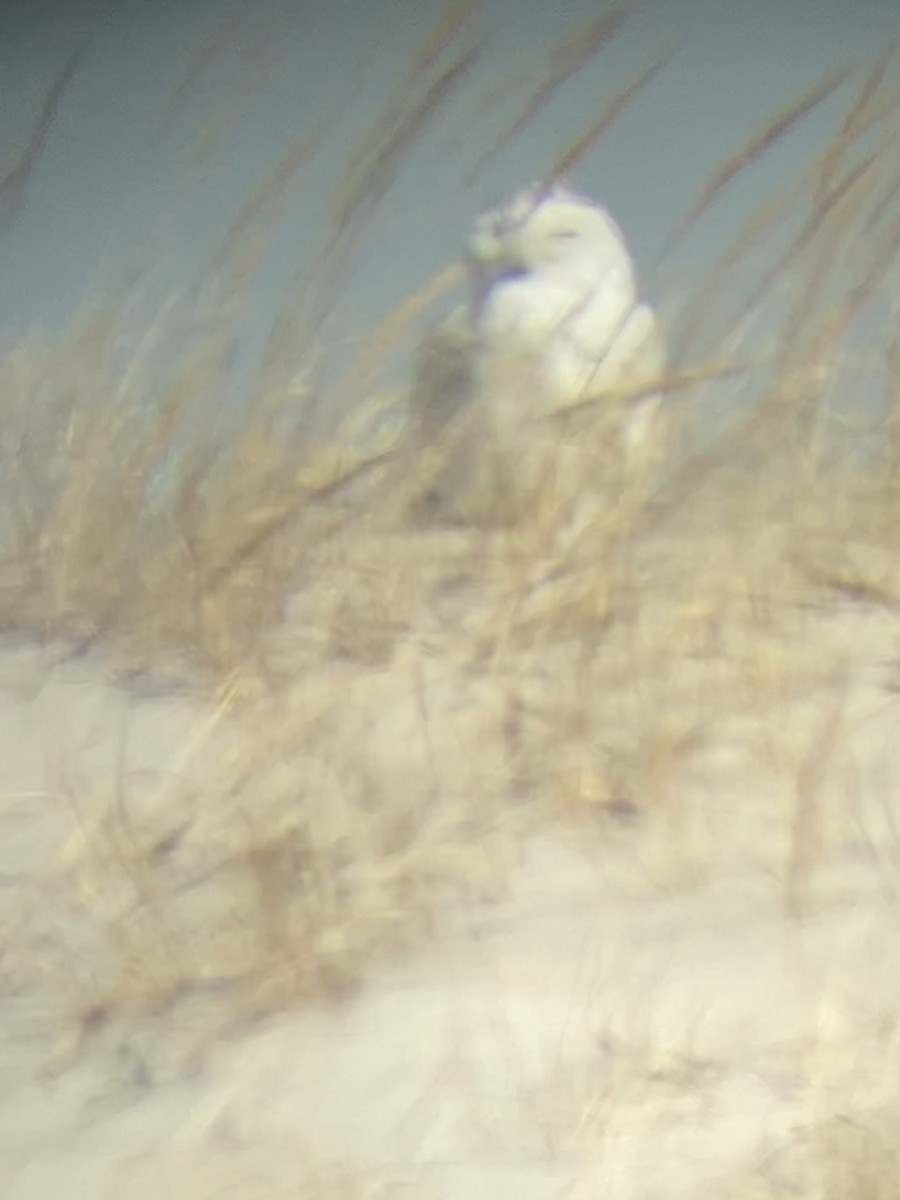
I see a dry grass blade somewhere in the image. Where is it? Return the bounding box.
[704,148,883,365]
[467,5,632,179]
[545,48,676,187]
[0,46,84,236]
[764,147,900,387]
[205,130,322,283]
[155,5,252,135]
[817,42,896,194]
[861,152,900,235]
[196,443,394,601]
[769,168,884,374]
[664,69,850,256]
[331,44,481,241]
[543,5,633,91]
[671,76,897,368]
[671,173,812,367]
[549,362,750,432]
[405,0,483,87]
[784,675,848,917]
[334,263,464,404]
[836,202,900,327]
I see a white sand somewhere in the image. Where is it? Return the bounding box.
[2,590,900,1198]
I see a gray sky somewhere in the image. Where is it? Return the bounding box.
[2,0,899,414]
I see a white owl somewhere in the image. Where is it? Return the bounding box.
[413,183,666,524]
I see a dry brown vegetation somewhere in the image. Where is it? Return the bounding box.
[4,5,900,1195]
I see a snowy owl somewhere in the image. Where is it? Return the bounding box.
[412,183,666,525]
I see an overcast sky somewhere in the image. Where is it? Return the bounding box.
[2,0,899,413]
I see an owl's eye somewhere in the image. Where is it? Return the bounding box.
[550,228,580,241]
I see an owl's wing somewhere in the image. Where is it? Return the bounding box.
[408,309,507,522]
[601,301,666,391]
[410,307,478,444]
[547,288,662,398]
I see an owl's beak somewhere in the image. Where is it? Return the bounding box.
[467,252,529,318]
[464,217,532,321]
[466,235,529,279]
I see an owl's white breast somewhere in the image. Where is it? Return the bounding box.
[475,267,648,404]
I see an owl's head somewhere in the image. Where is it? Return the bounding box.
[466,183,632,291]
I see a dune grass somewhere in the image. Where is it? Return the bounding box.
[4,5,900,1192]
